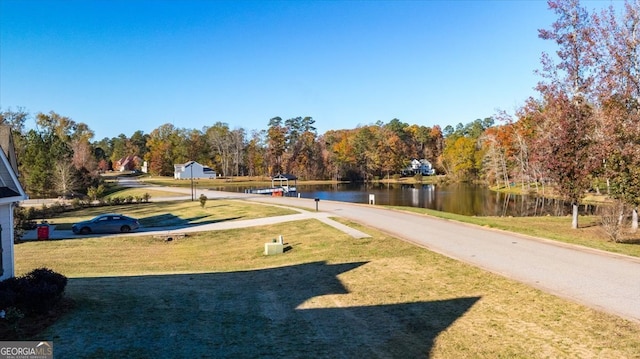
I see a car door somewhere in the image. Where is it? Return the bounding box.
[94,216,111,233]
[108,216,123,232]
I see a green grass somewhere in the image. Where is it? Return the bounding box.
[15,215,640,357]
[43,199,297,230]
[388,206,640,258]
[104,188,187,199]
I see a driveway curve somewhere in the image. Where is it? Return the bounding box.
[137,183,640,323]
[63,179,640,323]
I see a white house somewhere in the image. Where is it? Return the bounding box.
[403,159,436,176]
[0,126,28,280]
[174,161,217,179]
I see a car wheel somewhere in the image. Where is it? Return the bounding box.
[80,227,91,235]
[120,225,131,233]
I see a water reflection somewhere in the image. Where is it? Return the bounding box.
[214,183,597,217]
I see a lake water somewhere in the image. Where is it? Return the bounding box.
[214,182,595,217]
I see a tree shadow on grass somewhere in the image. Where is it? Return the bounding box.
[139,213,244,228]
[45,261,479,358]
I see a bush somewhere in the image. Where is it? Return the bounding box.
[414,173,423,183]
[199,194,208,208]
[599,201,628,243]
[70,198,82,209]
[0,268,67,315]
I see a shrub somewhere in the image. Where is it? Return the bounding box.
[125,195,134,204]
[70,198,81,209]
[49,201,66,215]
[142,193,151,202]
[0,268,67,315]
[26,207,37,221]
[25,268,68,293]
[12,207,31,242]
[4,306,25,333]
[599,201,628,243]
[199,194,208,208]
[87,184,105,202]
[414,173,423,183]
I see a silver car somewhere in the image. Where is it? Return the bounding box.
[72,214,140,235]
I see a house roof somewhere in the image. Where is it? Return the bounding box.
[0,126,18,174]
[0,126,27,202]
[0,187,20,198]
[272,173,297,180]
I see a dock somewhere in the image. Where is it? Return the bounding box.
[245,186,297,195]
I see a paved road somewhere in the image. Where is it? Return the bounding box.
[30,179,640,323]
[147,184,640,323]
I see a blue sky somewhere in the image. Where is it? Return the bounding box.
[0,0,616,140]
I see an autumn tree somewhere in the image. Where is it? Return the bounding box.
[595,1,640,231]
[0,107,28,134]
[246,130,267,178]
[130,130,150,159]
[53,160,80,197]
[71,122,97,173]
[324,129,356,181]
[0,107,30,164]
[205,122,233,177]
[481,124,512,188]
[230,128,246,176]
[352,126,377,182]
[20,129,72,197]
[266,117,286,175]
[441,119,493,181]
[284,117,320,179]
[536,0,602,229]
[377,125,407,179]
[35,111,76,141]
[182,128,209,166]
[145,123,181,176]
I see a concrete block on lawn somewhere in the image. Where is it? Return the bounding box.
[264,242,284,255]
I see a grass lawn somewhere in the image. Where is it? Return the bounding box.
[12,205,640,357]
[42,199,297,230]
[104,188,188,199]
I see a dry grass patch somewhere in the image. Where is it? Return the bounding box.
[14,218,640,357]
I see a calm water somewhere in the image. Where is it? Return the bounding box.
[214,183,595,217]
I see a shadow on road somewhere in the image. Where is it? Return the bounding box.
[47,261,479,358]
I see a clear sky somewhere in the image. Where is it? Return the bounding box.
[0,0,617,140]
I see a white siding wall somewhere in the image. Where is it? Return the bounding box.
[0,204,15,280]
[175,164,215,179]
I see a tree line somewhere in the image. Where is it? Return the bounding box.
[1,0,638,231]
